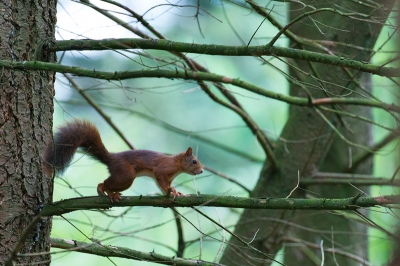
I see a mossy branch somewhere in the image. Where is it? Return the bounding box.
[1,59,399,113]
[49,237,223,266]
[41,194,400,217]
[45,38,400,77]
[301,176,400,186]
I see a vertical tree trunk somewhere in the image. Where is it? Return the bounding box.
[220,1,393,265]
[0,0,56,264]
[283,1,388,264]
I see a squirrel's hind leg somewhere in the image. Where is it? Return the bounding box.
[97,182,122,203]
[98,162,136,203]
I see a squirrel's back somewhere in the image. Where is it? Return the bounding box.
[43,119,110,176]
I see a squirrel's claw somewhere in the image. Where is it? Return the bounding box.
[169,187,184,199]
[98,183,122,203]
[108,192,122,203]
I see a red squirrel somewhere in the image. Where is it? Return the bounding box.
[43,119,203,202]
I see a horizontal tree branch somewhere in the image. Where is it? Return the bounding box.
[1,59,399,113]
[50,237,222,266]
[301,176,400,186]
[45,38,400,77]
[300,172,400,187]
[41,194,400,217]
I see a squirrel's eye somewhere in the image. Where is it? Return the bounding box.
[192,160,197,164]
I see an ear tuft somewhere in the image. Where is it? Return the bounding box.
[185,147,193,156]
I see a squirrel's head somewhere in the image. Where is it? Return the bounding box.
[181,147,203,175]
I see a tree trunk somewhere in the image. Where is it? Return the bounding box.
[220,1,394,265]
[0,0,56,264]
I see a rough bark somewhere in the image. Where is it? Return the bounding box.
[283,1,382,263]
[220,1,394,265]
[0,0,56,264]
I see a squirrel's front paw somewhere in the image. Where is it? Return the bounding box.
[169,187,184,198]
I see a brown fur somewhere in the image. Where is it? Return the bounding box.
[43,119,203,202]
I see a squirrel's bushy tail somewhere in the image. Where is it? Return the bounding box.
[43,119,110,176]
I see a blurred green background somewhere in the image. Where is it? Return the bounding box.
[50,1,398,265]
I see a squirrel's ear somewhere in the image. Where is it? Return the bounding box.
[185,147,193,156]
